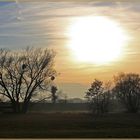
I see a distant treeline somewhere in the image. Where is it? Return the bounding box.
[0,101,125,113]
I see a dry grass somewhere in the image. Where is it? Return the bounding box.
[0,112,140,138]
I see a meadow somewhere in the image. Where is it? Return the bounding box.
[0,112,140,138]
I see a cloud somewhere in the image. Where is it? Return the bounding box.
[0,1,140,89]
[90,1,118,7]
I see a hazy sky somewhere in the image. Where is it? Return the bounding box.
[0,1,140,98]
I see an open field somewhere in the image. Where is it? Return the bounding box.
[0,112,140,138]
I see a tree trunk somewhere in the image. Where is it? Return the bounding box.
[11,101,21,113]
[21,101,29,113]
[11,100,29,114]
[21,96,32,113]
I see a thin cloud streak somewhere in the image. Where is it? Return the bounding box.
[0,1,140,94]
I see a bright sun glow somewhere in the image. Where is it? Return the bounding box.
[67,16,129,65]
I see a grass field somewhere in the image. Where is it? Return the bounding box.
[0,112,140,138]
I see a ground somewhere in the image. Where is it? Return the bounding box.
[0,112,140,138]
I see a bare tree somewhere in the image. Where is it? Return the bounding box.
[0,47,56,113]
[85,79,111,115]
[113,73,140,113]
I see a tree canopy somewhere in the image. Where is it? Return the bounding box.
[0,47,56,113]
[85,79,111,115]
[114,73,140,113]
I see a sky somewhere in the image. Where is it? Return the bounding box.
[0,1,140,98]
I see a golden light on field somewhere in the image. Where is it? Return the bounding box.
[67,16,129,65]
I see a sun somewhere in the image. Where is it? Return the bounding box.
[67,16,129,65]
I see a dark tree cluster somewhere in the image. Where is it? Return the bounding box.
[85,79,112,115]
[86,73,140,114]
[113,73,140,113]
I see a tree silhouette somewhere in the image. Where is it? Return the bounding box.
[51,85,57,103]
[0,48,56,113]
[113,73,140,113]
[85,79,111,115]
